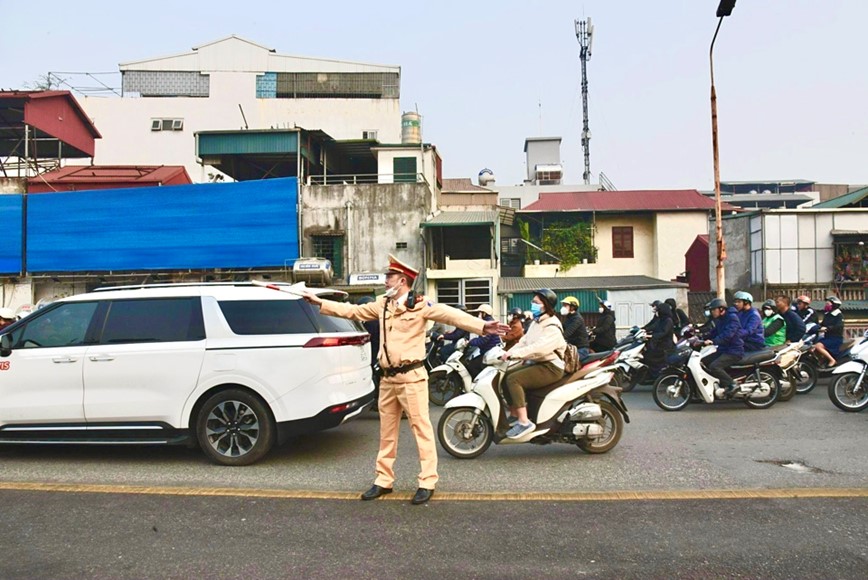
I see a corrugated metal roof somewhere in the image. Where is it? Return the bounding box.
[28,165,191,192]
[812,186,868,208]
[522,189,726,212]
[498,275,687,294]
[422,210,498,227]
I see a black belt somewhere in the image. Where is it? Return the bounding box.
[381,361,425,377]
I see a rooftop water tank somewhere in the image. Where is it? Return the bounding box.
[292,257,333,287]
[478,168,496,186]
[401,112,422,145]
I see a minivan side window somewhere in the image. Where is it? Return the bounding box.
[218,300,317,335]
[15,302,100,348]
[100,298,205,344]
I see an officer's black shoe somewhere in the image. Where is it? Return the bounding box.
[725,382,739,398]
[411,488,434,505]
[361,485,393,501]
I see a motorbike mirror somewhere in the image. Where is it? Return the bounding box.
[0,334,12,357]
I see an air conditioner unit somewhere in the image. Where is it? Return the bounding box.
[292,257,333,287]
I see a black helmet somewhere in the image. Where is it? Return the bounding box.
[533,288,558,310]
[706,298,727,310]
[762,299,776,310]
[650,300,661,307]
[455,303,467,311]
[509,307,523,317]
[357,296,375,305]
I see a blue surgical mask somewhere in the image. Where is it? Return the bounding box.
[530,303,543,318]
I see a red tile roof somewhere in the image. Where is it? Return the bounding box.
[522,189,734,212]
[28,165,192,192]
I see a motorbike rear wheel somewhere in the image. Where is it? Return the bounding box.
[828,372,868,412]
[652,373,691,411]
[428,370,464,406]
[743,370,780,409]
[437,407,492,459]
[778,371,796,402]
[577,400,623,454]
[793,360,818,394]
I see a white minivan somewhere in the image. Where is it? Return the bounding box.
[0,283,374,465]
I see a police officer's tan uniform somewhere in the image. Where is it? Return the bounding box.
[320,292,485,490]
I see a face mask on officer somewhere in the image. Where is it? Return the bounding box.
[560,306,570,316]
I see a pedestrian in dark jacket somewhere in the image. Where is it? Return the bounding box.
[665,298,690,334]
[590,299,616,352]
[775,295,806,343]
[560,296,590,358]
[703,298,744,397]
[733,291,765,352]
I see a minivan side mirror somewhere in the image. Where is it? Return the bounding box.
[0,334,12,357]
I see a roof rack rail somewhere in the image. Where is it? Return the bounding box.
[91,281,292,292]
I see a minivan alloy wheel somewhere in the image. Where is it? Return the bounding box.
[196,388,275,466]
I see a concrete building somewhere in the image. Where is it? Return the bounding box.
[79,36,402,182]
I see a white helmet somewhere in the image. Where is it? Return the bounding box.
[0,307,16,320]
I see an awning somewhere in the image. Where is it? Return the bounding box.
[421,210,498,228]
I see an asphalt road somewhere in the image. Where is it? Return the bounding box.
[2,382,866,579]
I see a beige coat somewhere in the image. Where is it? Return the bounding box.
[507,313,566,366]
[319,295,486,383]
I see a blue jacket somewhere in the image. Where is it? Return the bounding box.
[709,307,745,357]
[737,308,765,352]
[782,309,806,342]
[468,315,501,354]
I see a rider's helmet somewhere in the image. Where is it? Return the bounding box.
[454,303,467,312]
[509,307,523,317]
[561,296,580,309]
[762,299,776,312]
[796,295,812,305]
[600,299,613,311]
[533,288,559,311]
[825,295,842,307]
[357,296,375,305]
[650,300,661,308]
[706,298,727,311]
[733,291,753,304]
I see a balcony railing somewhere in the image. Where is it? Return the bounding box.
[306,173,428,186]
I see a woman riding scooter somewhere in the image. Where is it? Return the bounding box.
[812,296,845,367]
[500,288,566,439]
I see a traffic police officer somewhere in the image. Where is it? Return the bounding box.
[304,254,507,504]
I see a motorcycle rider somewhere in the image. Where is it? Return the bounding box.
[503,307,525,350]
[643,300,662,332]
[795,295,819,326]
[665,298,690,335]
[733,291,765,352]
[0,308,17,330]
[644,301,675,378]
[463,304,502,377]
[437,304,469,362]
[761,299,786,348]
[812,296,845,367]
[703,298,744,397]
[560,296,590,359]
[500,288,566,439]
[775,295,806,343]
[590,299,616,352]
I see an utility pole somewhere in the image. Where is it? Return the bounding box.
[710,0,737,298]
[575,17,594,185]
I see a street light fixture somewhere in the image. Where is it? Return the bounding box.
[710,0,736,298]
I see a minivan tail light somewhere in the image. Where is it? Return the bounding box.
[303,334,371,348]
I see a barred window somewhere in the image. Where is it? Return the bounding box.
[261,72,400,99]
[436,279,492,311]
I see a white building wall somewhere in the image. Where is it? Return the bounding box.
[552,215,656,278]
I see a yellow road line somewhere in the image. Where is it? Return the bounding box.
[0,481,866,502]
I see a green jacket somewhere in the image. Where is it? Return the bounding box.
[762,313,786,347]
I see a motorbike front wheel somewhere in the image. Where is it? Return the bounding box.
[653,373,691,411]
[793,361,818,394]
[743,370,780,409]
[778,371,796,402]
[428,370,464,406]
[577,400,624,454]
[437,407,493,459]
[828,372,868,412]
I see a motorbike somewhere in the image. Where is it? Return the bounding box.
[428,338,482,406]
[652,340,782,411]
[794,323,862,395]
[436,346,629,459]
[828,330,868,412]
[772,341,804,402]
[607,327,648,392]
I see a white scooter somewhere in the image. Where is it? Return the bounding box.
[436,346,629,459]
[828,330,868,412]
[428,338,482,406]
[653,341,781,411]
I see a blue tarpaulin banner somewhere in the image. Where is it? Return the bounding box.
[27,178,299,272]
[0,194,23,274]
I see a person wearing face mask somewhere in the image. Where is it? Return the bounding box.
[500,288,567,439]
[760,299,786,348]
[643,300,662,332]
[644,301,675,378]
[812,296,845,367]
[733,291,765,353]
[303,254,508,505]
[794,295,819,326]
[590,299,616,352]
[665,298,690,334]
[463,304,501,377]
[503,307,525,350]
[559,296,590,360]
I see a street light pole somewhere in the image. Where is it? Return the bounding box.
[710,0,736,299]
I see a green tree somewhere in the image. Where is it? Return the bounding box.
[517,218,597,270]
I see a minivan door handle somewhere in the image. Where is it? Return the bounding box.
[51,356,77,364]
[88,355,115,362]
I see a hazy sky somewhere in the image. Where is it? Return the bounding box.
[2,1,866,190]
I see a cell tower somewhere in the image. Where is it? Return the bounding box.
[574,17,594,185]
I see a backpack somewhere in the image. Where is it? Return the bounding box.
[559,342,581,374]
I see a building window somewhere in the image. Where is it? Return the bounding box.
[311,235,344,279]
[150,118,184,132]
[436,279,492,311]
[393,157,417,183]
[499,198,521,209]
[612,226,634,258]
[362,130,378,140]
[396,242,407,249]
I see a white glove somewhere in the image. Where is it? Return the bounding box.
[456,338,468,350]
